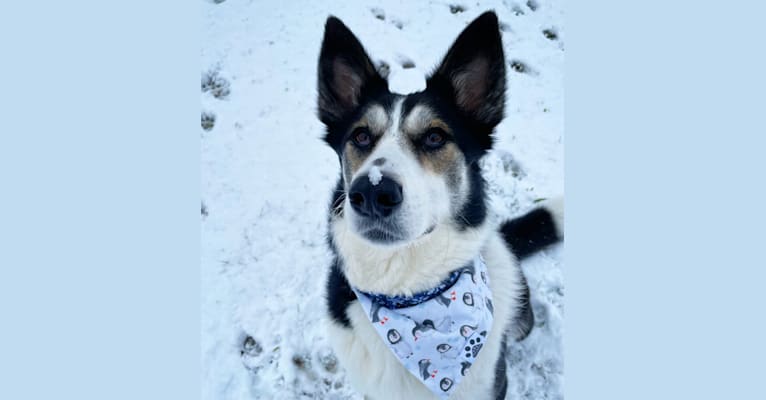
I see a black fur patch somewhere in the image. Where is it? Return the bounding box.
[500,207,560,260]
[455,163,488,229]
[325,257,356,328]
[513,274,535,341]
[493,335,509,399]
[325,177,356,328]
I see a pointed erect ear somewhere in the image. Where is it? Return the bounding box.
[427,12,506,127]
[317,17,386,125]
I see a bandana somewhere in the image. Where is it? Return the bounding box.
[352,256,494,399]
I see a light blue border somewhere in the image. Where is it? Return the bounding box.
[0,1,199,399]
[567,1,766,398]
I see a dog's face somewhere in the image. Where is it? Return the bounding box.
[317,12,506,247]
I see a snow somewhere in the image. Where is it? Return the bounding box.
[368,166,383,186]
[202,1,563,399]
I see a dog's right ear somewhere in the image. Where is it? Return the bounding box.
[427,11,506,129]
[317,17,386,126]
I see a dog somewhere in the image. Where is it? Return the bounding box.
[317,11,563,400]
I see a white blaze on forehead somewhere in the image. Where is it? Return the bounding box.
[386,98,405,139]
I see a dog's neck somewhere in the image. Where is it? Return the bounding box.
[331,217,492,296]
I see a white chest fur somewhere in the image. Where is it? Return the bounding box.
[326,233,523,400]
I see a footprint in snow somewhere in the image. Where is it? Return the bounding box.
[376,60,391,79]
[201,68,230,100]
[543,28,558,40]
[201,111,216,131]
[449,4,466,14]
[371,7,385,21]
[510,60,538,76]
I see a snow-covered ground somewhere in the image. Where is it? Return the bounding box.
[202,1,563,398]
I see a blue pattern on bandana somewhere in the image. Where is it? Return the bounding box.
[356,270,462,309]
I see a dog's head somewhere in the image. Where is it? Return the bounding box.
[318,12,505,248]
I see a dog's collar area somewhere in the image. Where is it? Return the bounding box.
[355,269,462,309]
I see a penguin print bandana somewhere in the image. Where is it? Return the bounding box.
[352,256,494,399]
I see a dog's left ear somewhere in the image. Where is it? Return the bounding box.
[317,17,386,126]
[427,11,506,128]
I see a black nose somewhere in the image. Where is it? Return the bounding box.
[349,176,403,218]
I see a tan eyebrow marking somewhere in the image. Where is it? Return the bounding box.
[349,120,366,134]
[350,104,388,135]
[428,119,451,133]
[402,104,452,137]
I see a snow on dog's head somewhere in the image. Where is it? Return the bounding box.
[318,12,506,248]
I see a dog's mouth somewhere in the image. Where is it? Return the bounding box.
[353,215,409,245]
[360,226,404,244]
[356,221,436,246]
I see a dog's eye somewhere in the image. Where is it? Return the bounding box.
[351,127,372,148]
[423,128,446,149]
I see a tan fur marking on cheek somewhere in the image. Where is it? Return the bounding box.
[344,142,370,176]
[419,143,460,174]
